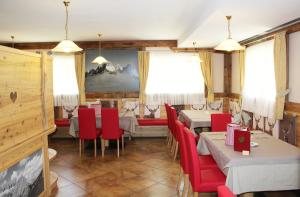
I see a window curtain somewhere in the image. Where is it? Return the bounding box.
[242,40,276,118]
[145,50,205,105]
[274,31,287,120]
[53,54,79,106]
[138,51,150,104]
[75,52,86,105]
[199,51,214,102]
[239,50,245,103]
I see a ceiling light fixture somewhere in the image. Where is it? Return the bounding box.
[11,36,15,48]
[52,1,82,53]
[92,34,109,65]
[192,42,203,63]
[214,16,245,52]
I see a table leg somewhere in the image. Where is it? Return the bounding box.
[239,193,254,197]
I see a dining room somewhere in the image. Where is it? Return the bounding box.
[0,0,300,197]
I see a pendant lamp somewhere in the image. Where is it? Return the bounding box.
[52,1,82,53]
[92,34,108,65]
[11,36,15,48]
[192,42,203,63]
[214,16,245,52]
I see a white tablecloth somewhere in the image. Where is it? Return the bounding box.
[178,110,221,134]
[197,131,300,194]
[69,111,138,137]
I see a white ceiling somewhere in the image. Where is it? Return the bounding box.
[0,0,300,47]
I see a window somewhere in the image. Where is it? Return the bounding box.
[242,40,276,118]
[53,54,79,106]
[145,50,205,105]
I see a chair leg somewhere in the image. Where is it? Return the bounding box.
[183,174,189,197]
[79,139,81,157]
[82,140,85,155]
[167,131,171,147]
[101,138,105,158]
[176,167,183,193]
[94,139,97,158]
[171,136,175,154]
[168,132,172,148]
[166,130,170,144]
[173,142,179,160]
[122,135,124,153]
[188,182,192,197]
[117,139,120,158]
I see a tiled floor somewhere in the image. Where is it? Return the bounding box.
[49,138,181,197]
[49,138,300,197]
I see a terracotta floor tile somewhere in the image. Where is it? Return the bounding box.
[55,175,74,188]
[49,138,299,197]
[50,183,87,197]
[120,176,157,192]
[130,183,177,197]
[89,183,134,197]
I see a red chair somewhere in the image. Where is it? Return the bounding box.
[218,186,236,197]
[211,113,232,132]
[100,108,124,158]
[165,103,172,148]
[78,108,101,157]
[175,120,219,196]
[183,127,226,196]
[169,107,179,159]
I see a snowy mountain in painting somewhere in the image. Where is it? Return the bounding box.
[0,150,44,197]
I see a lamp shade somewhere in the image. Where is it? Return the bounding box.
[214,38,245,52]
[92,56,109,65]
[52,40,83,53]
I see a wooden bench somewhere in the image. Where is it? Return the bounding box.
[137,118,168,126]
[55,119,70,127]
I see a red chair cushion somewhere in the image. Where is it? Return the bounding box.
[218,185,236,197]
[183,127,226,193]
[55,119,70,127]
[198,155,218,169]
[197,168,226,192]
[101,108,123,140]
[78,108,100,140]
[137,119,168,126]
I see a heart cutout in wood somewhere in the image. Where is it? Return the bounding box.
[10,91,17,103]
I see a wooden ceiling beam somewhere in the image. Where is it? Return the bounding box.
[0,40,178,50]
[170,47,230,54]
[240,19,300,46]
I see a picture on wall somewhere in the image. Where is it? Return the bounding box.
[85,48,139,93]
[0,149,44,197]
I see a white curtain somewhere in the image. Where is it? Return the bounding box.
[242,40,276,118]
[53,54,79,106]
[145,50,205,105]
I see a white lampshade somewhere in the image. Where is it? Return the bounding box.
[52,40,82,53]
[92,56,109,64]
[214,38,245,52]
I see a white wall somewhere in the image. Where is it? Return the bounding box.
[212,53,224,93]
[231,52,240,94]
[288,31,300,103]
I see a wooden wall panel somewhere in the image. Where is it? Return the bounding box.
[0,47,54,153]
[228,93,300,148]
[0,46,55,196]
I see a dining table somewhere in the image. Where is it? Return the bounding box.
[178,110,221,134]
[197,130,300,195]
[69,111,138,137]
